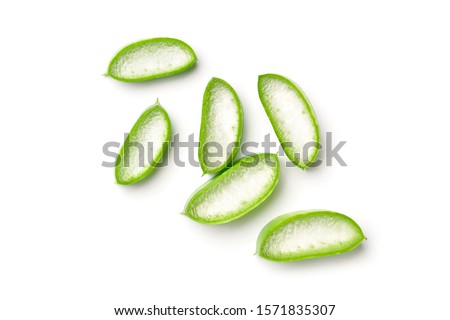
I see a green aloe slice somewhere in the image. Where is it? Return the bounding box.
[258,74,320,169]
[184,153,279,224]
[257,210,365,262]
[107,38,197,82]
[199,77,243,174]
[115,101,171,185]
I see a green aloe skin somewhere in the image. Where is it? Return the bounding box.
[199,77,243,175]
[107,38,197,82]
[106,42,364,263]
[256,210,365,262]
[115,101,171,185]
[184,154,280,224]
[258,74,320,169]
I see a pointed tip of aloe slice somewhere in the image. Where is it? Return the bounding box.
[200,167,212,176]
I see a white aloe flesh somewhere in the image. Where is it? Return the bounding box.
[199,78,243,174]
[115,101,171,185]
[107,38,197,82]
[258,74,320,169]
[184,154,279,224]
[257,211,365,262]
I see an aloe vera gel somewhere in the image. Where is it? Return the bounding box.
[258,74,320,169]
[257,210,365,262]
[115,101,171,185]
[107,38,197,82]
[184,154,279,224]
[107,39,365,264]
[199,77,243,174]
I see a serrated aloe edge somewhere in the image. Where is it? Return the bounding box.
[115,100,171,185]
[256,210,365,262]
[184,153,280,224]
[199,77,243,175]
[258,74,320,169]
[107,37,197,82]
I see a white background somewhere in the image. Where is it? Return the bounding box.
[1,0,449,319]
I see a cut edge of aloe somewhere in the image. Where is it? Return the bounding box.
[115,100,172,185]
[258,74,320,170]
[106,37,197,82]
[256,210,365,262]
[199,77,243,175]
[184,153,280,225]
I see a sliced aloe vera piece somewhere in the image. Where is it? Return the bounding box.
[115,101,171,185]
[184,154,279,224]
[107,38,197,82]
[257,210,365,262]
[199,77,243,174]
[258,74,320,169]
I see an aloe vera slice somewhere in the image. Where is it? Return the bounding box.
[115,101,171,185]
[258,74,320,169]
[257,210,365,262]
[107,38,197,82]
[199,77,243,174]
[184,154,279,224]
